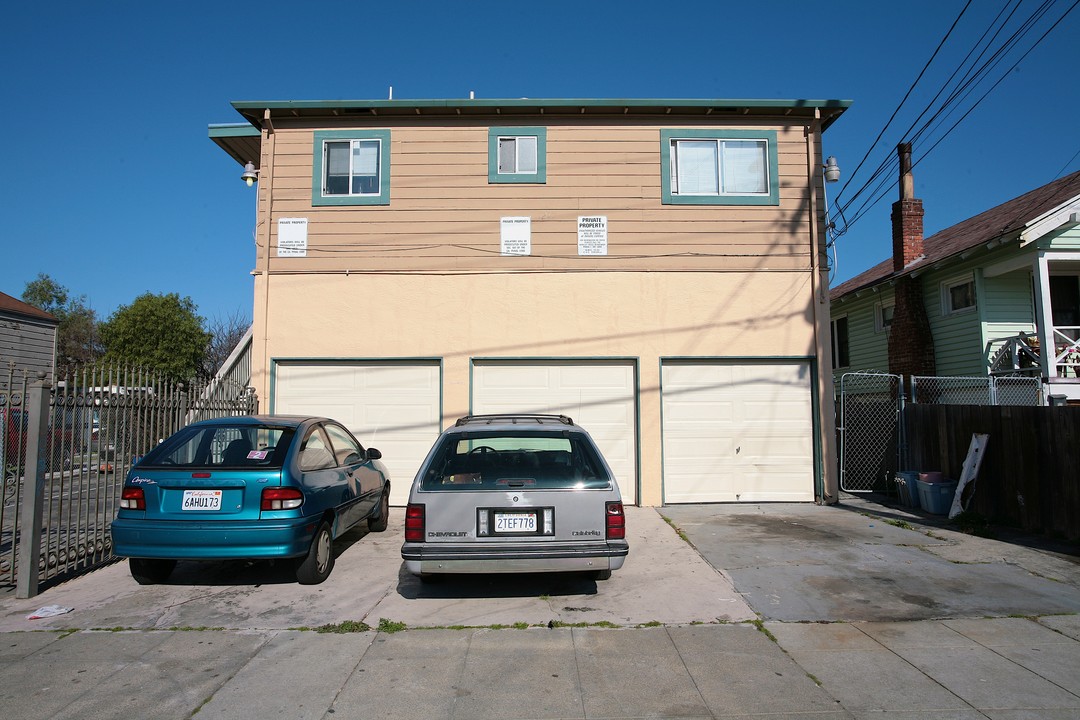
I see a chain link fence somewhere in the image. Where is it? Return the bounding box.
[910,375,1044,406]
[1,363,257,594]
[839,373,1044,495]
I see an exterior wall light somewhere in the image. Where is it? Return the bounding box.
[824,156,841,183]
[241,161,260,187]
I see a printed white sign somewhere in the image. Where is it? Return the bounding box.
[277,218,308,257]
[500,217,531,256]
[577,216,608,255]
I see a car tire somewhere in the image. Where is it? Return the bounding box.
[592,568,612,581]
[368,487,390,532]
[129,558,176,585]
[296,521,334,585]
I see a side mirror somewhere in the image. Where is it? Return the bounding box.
[366,448,382,460]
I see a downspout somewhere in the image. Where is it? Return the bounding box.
[807,109,838,504]
[259,109,275,406]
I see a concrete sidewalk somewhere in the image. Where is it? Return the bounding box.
[2,500,1079,719]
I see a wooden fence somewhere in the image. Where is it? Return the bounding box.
[903,404,1080,541]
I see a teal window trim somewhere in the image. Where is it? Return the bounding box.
[488,127,547,184]
[312,129,391,206]
[660,128,779,206]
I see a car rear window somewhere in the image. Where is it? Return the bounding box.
[419,432,612,491]
[139,425,295,469]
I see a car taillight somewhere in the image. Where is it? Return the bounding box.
[120,487,145,510]
[605,501,625,540]
[405,504,425,542]
[261,487,304,511]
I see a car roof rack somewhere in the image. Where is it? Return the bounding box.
[455,414,574,427]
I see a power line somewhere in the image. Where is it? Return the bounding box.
[831,0,973,213]
[831,0,1076,240]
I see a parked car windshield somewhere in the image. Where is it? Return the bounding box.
[419,432,612,491]
[139,424,295,469]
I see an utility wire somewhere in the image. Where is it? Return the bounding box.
[832,0,973,213]
[832,0,1076,238]
[840,0,1052,230]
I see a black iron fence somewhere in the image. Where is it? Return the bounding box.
[1,364,257,597]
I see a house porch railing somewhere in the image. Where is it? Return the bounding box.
[987,326,1080,378]
[1051,326,1080,378]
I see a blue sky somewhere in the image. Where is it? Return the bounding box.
[3,0,1078,325]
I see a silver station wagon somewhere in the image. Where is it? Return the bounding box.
[402,414,628,581]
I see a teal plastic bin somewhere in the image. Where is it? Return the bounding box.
[916,479,957,515]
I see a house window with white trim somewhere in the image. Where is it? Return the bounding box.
[942,275,977,315]
[312,130,390,206]
[661,129,779,205]
[875,302,894,333]
[831,316,850,369]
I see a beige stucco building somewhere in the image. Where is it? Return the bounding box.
[210,97,849,507]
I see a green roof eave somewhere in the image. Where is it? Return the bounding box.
[209,123,262,168]
[208,123,261,138]
[229,97,852,131]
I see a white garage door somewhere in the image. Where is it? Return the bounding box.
[662,362,814,503]
[472,361,637,504]
[274,361,441,506]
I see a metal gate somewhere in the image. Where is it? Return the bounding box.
[2,364,257,596]
[839,372,902,493]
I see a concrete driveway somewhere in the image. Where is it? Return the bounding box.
[3,498,1080,719]
[4,497,1080,632]
[0,505,754,633]
[662,496,1080,622]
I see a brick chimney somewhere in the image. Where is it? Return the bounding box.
[887,142,936,381]
[892,143,924,271]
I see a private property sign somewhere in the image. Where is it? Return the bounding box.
[577,216,608,255]
[277,218,308,257]
[500,217,531,255]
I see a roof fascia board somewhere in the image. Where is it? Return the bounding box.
[208,123,261,138]
[229,98,850,131]
[1020,195,1080,246]
[231,98,852,112]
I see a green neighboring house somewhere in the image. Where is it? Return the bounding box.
[830,166,1080,403]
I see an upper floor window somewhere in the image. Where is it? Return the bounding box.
[312,130,391,206]
[488,127,547,184]
[942,275,977,315]
[661,129,779,205]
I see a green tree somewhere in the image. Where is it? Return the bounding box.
[21,273,100,376]
[99,293,211,383]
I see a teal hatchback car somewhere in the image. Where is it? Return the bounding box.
[111,415,390,585]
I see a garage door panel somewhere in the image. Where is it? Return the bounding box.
[473,362,637,504]
[275,362,440,506]
[665,437,736,457]
[560,365,632,387]
[665,401,734,424]
[665,473,736,503]
[663,361,814,503]
[478,366,550,390]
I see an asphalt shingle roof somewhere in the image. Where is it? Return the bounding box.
[831,169,1080,300]
[0,291,58,324]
